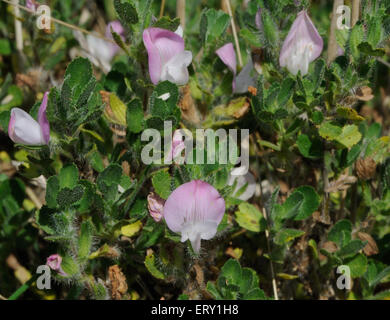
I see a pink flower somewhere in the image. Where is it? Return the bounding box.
[147,192,165,222]
[216,43,237,91]
[105,20,125,58]
[165,129,186,163]
[143,27,192,85]
[8,91,50,146]
[279,10,323,76]
[163,180,225,253]
[46,254,67,276]
[26,0,37,12]
[216,43,256,93]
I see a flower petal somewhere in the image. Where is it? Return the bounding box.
[143,28,185,85]
[163,180,225,253]
[279,10,323,75]
[235,59,256,94]
[160,50,192,86]
[38,91,50,144]
[8,108,46,145]
[216,43,237,75]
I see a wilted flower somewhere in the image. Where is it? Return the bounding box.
[228,170,256,201]
[147,192,165,222]
[143,27,192,86]
[8,91,50,146]
[46,254,67,276]
[163,180,225,253]
[73,21,125,73]
[216,43,256,93]
[279,10,323,76]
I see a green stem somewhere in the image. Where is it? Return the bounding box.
[8,274,39,300]
[258,139,281,152]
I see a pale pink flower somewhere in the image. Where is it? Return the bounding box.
[279,10,323,76]
[143,27,192,85]
[8,91,50,145]
[163,180,225,253]
[216,43,256,93]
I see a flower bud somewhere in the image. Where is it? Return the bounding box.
[147,192,165,222]
[46,254,67,276]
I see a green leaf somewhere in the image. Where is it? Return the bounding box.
[78,220,94,261]
[312,59,326,91]
[291,186,320,220]
[337,239,366,259]
[319,123,362,148]
[206,282,223,300]
[275,228,305,245]
[277,78,295,106]
[336,125,362,148]
[152,170,172,200]
[97,164,123,193]
[87,151,105,173]
[61,255,80,277]
[35,206,56,235]
[64,57,92,94]
[369,266,390,288]
[0,38,11,55]
[235,202,266,232]
[357,42,385,57]
[221,258,241,284]
[367,17,382,48]
[345,253,367,278]
[239,28,262,47]
[121,220,142,237]
[59,164,79,189]
[45,176,60,209]
[262,10,279,46]
[152,16,180,31]
[127,98,144,133]
[281,191,304,220]
[319,122,342,141]
[349,23,364,61]
[145,251,165,280]
[200,9,230,44]
[336,107,365,121]
[328,219,352,248]
[297,134,323,159]
[109,93,127,126]
[242,288,266,300]
[114,0,139,25]
[56,186,84,207]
